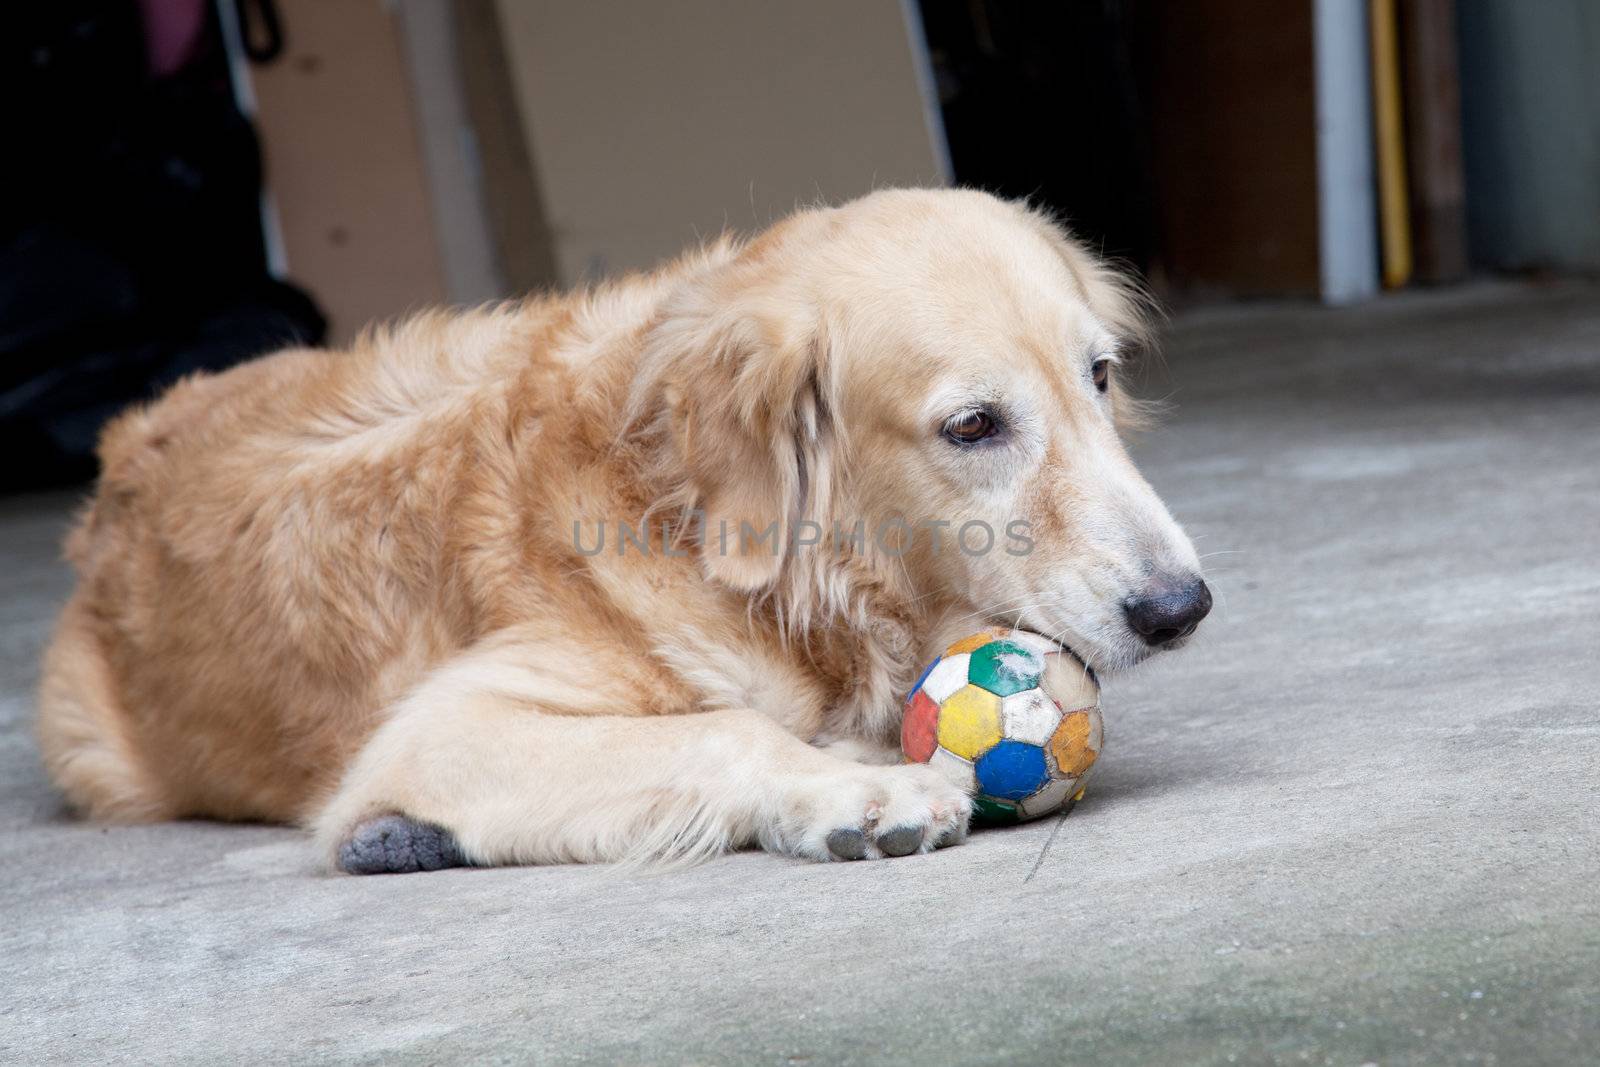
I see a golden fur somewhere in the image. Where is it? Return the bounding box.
[37,189,1204,868]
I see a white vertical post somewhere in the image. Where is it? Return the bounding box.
[215,0,290,280]
[1313,0,1379,305]
[394,0,507,305]
[900,0,954,187]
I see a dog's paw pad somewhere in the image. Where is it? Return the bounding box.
[875,824,926,857]
[337,813,467,875]
[826,828,869,861]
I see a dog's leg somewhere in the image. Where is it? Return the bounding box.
[313,639,970,872]
[813,737,905,766]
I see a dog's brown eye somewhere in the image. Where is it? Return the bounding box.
[944,410,998,444]
[1092,359,1112,393]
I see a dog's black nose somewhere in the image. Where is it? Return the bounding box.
[1125,579,1212,647]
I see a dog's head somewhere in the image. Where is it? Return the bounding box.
[642,189,1208,673]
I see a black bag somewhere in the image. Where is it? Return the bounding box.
[0,1,323,491]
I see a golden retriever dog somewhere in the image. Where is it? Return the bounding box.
[37,188,1210,872]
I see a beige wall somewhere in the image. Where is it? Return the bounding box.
[492,0,948,282]
[250,0,448,342]
[248,1,946,328]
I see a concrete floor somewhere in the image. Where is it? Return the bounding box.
[2,281,1597,1065]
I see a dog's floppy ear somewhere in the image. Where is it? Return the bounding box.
[1026,208,1156,350]
[646,280,833,594]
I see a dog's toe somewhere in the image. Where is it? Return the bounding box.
[875,824,926,857]
[931,821,967,849]
[337,813,467,875]
[826,828,869,861]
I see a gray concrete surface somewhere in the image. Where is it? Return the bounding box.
[3,281,1598,1065]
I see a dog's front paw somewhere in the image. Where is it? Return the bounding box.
[769,763,972,862]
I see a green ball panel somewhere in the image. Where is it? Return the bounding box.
[971,795,1023,825]
[967,640,1043,697]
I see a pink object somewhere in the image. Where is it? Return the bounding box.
[138,0,208,78]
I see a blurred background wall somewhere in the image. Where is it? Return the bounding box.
[243,0,948,339]
[248,0,450,337]
[4,0,1598,489]
[249,0,1598,336]
[490,0,949,285]
[1458,0,1600,273]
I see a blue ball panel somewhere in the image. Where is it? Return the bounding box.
[974,739,1049,801]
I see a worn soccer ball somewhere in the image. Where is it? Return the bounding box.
[902,629,1103,823]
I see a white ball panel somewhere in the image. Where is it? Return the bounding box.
[1020,775,1079,818]
[1000,688,1062,746]
[920,653,971,703]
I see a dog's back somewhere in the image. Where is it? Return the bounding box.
[37,303,577,822]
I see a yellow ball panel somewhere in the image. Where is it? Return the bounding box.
[936,684,1003,759]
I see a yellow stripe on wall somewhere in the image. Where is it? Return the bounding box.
[1370,0,1413,289]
